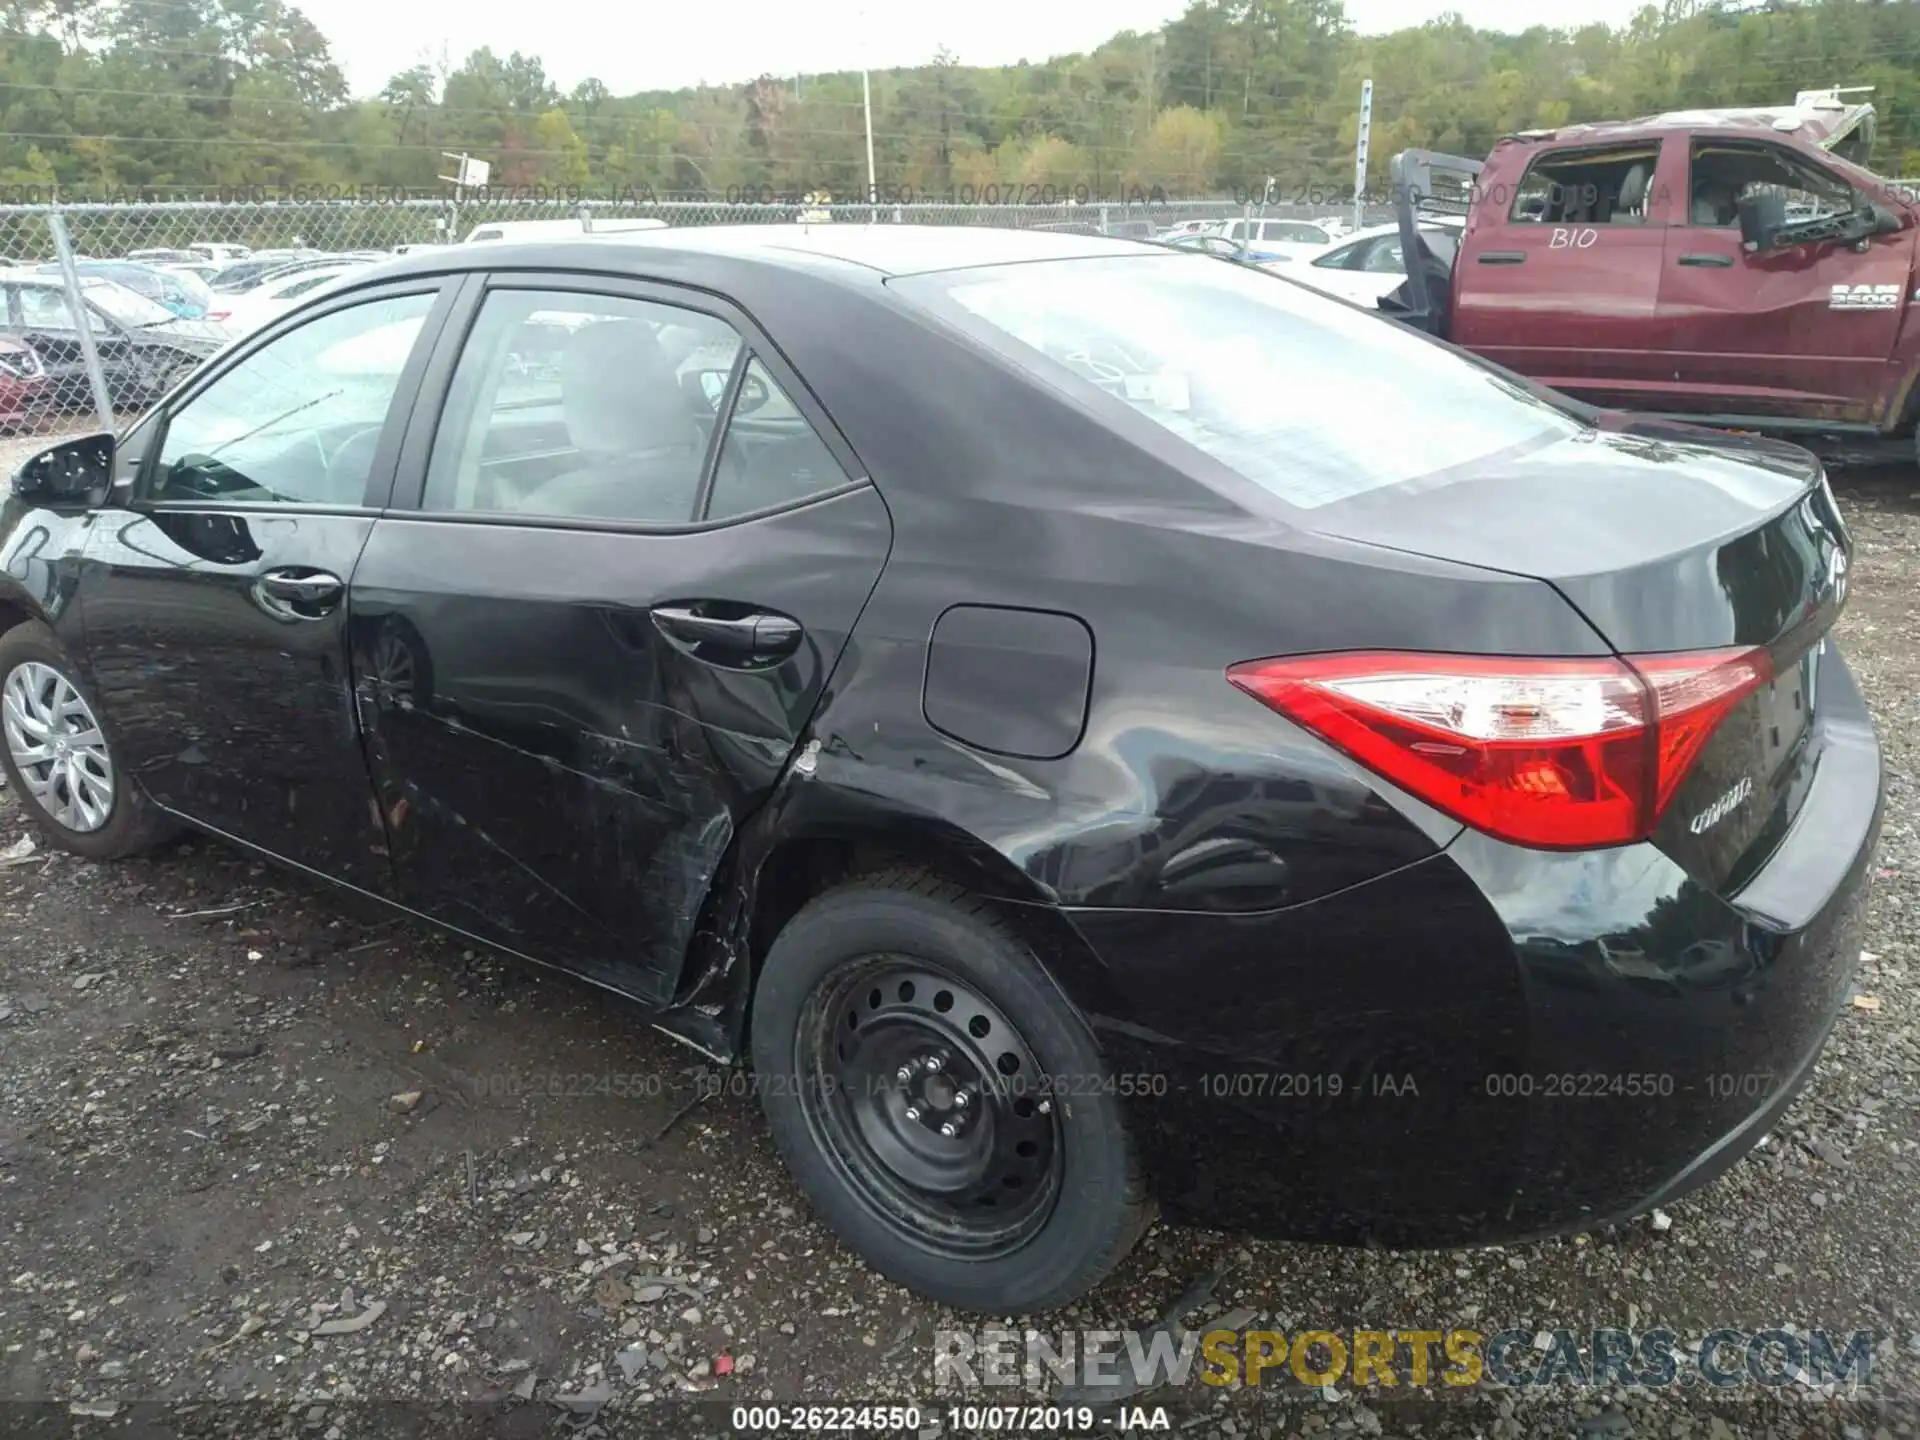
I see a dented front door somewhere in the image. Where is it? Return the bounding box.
[347,276,890,1002]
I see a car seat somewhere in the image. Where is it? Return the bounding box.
[518,320,706,523]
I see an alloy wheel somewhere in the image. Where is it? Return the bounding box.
[796,958,1064,1258]
[2,661,116,833]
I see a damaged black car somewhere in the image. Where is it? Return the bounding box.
[0,227,1881,1313]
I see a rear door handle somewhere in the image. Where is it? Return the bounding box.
[653,604,803,662]
[254,567,344,620]
[1477,251,1526,264]
[1677,253,1734,267]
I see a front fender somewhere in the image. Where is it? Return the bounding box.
[0,497,94,640]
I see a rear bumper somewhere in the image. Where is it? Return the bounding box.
[1059,646,1881,1247]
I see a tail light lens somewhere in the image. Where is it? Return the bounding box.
[207,310,231,324]
[1227,648,1771,849]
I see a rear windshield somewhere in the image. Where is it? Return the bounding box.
[891,254,1585,509]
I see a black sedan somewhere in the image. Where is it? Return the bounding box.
[0,227,1881,1315]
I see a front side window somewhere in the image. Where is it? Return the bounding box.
[1687,141,1854,227]
[150,292,434,506]
[893,254,1586,511]
[1510,144,1662,225]
[422,289,743,524]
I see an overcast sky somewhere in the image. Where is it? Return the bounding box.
[297,0,1655,98]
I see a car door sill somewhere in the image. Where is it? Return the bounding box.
[155,808,704,1036]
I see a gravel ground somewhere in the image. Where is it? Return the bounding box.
[0,460,1915,1440]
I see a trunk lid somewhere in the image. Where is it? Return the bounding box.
[1307,415,1849,895]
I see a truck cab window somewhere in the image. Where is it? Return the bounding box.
[1687,141,1853,227]
[1509,145,1661,225]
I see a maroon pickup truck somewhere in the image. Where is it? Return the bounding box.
[1385,90,1920,461]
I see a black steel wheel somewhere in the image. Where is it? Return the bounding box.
[799,958,1063,1256]
[751,868,1153,1314]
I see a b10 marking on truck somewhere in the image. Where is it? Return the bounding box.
[1829,283,1900,311]
[1548,227,1599,250]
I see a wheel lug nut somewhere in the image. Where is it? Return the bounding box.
[954,1089,971,1108]
[924,1055,943,1073]
[1037,1099,1052,1114]
[939,1121,958,1138]
[895,1065,913,1083]
[904,1106,922,1123]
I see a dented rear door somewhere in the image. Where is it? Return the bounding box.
[348,273,890,1003]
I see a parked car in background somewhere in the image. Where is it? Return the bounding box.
[189,243,251,264]
[0,335,50,431]
[1381,89,1914,458]
[126,248,203,266]
[1288,219,1466,307]
[36,260,219,321]
[0,226,1879,1317]
[1155,218,1218,240]
[159,261,226,286]
[0,269,226,408]
[1208,217,1335,262]
[207,250,327,293]
[1156,233,1263,264]
[219,262,368,337]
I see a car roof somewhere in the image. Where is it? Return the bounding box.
[0,267,91,287]
[1502,95,1874,152]
[375,223,1164,285]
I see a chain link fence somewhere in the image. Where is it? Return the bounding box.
[0,195,1397,441]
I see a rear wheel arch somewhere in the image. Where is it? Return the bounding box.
[692,810,1122,1056]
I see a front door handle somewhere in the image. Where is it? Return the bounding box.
[254,567,344,621]
[653,604,803,662]
[1477,251,1526,264]
[1677,253,1734,267]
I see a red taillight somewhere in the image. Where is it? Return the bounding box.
[1227,648,1771,850]
[208,310,231,323]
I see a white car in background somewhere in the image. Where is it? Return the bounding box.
[218,262,366,337]
[1212,217,1335,263]
[1287,219,1466,307]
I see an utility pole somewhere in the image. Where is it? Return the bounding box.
[863,67,878,222]
[1353,79,1373,230]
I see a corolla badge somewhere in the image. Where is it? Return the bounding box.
[1689,776,1754,835]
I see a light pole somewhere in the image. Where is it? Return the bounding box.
[863,66,878,222]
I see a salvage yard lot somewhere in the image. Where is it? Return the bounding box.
[0,471,1917,1440]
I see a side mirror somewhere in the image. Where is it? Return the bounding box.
[12,432,114,507]
[1737,188,1788,252]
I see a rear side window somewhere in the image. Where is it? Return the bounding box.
[422,289,849,526]
[422,290,740,523]
[892,254,1584,510]
[705,356,848,520]
[1509,144,1661,225]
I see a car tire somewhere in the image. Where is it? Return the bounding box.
[750,868,1154,1314]
[0,621,177,860]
